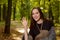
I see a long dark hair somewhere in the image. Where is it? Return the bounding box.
[30,7,45,29]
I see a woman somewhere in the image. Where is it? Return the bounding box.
[22,7,56,40]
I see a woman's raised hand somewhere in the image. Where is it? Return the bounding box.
[22,17,28,27]
[21,17,28,40]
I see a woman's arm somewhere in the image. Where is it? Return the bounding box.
[22,17,28,40]
[24,26,28,40]
[48,27,56,40]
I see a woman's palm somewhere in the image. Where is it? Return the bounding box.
[22,17,28,27]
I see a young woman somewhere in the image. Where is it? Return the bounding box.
[22,7,56,40]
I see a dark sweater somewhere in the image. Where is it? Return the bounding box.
[22,20,53,40]
[29,20,53,40]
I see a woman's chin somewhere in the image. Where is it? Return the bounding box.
[34,19,38,21]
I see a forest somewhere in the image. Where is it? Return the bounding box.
[0,0,60,40]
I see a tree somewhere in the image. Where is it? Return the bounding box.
[52,0,59,23]
[20,0,25,20]
[4,0,12,34]
[13,4,16,20]
[48,0,54,23]
[48,4,53,22]
[55,0,59,23]
[24,0,30,19]
[0,4,1,21]
[13,0,17,20]
[3,4,7,21]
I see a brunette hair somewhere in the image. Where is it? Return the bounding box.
[30,7,45,29]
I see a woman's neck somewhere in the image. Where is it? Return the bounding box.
[37,19,43,24]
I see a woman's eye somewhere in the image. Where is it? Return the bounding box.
[32,12,39,15]
[36,12,38,14]
[32,13,34,15]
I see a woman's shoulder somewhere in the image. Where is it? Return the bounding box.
[44,19,54,26]
[43,19,54,31]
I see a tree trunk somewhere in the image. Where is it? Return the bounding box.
[56,1,59,23]
[38,0,40,7]
[25,0,30,19]
[59,1,60,23]
[20,0,24,20]
[55,1,59,23]
[13,4,16,20]
[58,1,59,23]
[4,0,12,34]
[48,0,54,23]
[3,4,6,21]
[49,4,53,20]
[0,4,1,21]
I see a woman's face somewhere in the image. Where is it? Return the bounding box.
[32,9,40,21]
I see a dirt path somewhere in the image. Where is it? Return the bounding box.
[0,20,60,40]
[0,20,24,40]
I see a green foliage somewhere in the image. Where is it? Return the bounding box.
[0,0,60,23]
[0,0,7,4]
[0,21,5,26]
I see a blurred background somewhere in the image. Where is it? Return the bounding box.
[0,0,60,40]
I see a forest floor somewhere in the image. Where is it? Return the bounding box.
[0,20,60,40]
